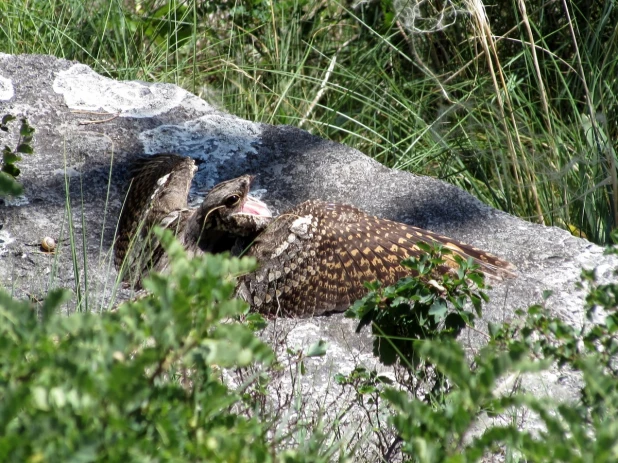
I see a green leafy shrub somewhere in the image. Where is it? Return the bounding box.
[0,115,34,197]
[489,230,618,420]
[0,228,337,462]
[342,243,492,459]
[344,236,618,462]
[346,243,488,367]
[345,242,489,419]
[379,259,618,462]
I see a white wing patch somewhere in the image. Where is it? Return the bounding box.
[290,215,313,239]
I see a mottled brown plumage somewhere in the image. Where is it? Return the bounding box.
[115,154,197,283]
[115,154,516,316]
[235,201,516,317]
[115,154,272,286]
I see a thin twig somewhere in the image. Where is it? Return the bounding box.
[78,113,120,125]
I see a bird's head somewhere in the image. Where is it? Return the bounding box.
[189,175,273,251]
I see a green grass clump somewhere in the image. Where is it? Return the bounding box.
[2,0,617,243]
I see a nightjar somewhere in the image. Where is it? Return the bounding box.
[115,154,516,316]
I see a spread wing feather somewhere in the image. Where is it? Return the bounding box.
[239,200,516,317]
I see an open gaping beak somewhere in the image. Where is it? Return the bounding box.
[238,195,272,218]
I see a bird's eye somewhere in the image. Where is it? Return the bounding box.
[225,194,241,208]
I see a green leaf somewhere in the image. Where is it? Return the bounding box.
[428,299,448,320]
[2,163,20,177]
[19,119,35,136]
[16,143,33,154]
[488,322,501,338]
[606,314,618,332]
[245,312,267,331]
[3,152,21,164]
[377,375,394,385]
[467,272,485,287]
[358,385,377,394]
[1,114,15,125]
[305,340,328,357]
[31,387,49,411]
[0,171,23,195]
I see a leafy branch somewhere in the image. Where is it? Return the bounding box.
[0,114,35,197]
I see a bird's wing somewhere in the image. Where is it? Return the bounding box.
[238,200,516,317]
[115,154,197,283]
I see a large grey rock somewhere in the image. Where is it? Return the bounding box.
[0,54,611,458]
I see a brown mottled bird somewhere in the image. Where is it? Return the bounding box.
[115,154,516,317]
[114,154,272,286]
